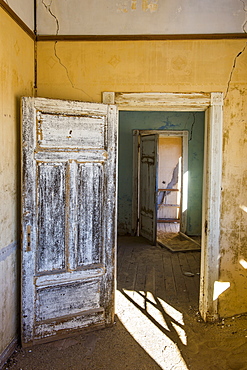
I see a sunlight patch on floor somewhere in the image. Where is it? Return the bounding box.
[213,281,230,301]
[116,289,189,370]
[239,258,247,269]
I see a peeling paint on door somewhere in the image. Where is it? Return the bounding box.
[21,97,118,346]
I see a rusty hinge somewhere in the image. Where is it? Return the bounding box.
[26,225,31,252]
[204,220,208,235]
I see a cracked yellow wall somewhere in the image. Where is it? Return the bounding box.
[37,39,247,317]
[0,7,34,359]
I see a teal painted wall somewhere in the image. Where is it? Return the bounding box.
[118,111,205,236]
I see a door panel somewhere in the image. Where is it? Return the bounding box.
[35,279,101,322]
[139,134,158,244]
[21,97,117,346]
[77,163,103,266]
[37,162,66,272]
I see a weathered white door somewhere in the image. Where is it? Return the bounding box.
[21,97,118,346]
[139,134,158,244]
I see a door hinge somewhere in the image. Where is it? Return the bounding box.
[27,225,31,252]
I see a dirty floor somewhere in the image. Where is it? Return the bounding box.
[3,236,247,370]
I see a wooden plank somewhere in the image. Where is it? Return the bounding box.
[115,92,211,111]
[125,257,138,292]
[162,252,177,300]
[134,255,147,293]
[154,252,166,299]
[38,34,247,42]
[117,244,134,289]
[170,253,189,303]
[186,252,201,293]
[177,253,198,303]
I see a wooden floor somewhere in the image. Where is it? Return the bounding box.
[117,234,201,309]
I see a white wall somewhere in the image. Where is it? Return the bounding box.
[37,0,245,35]
[4,0,34,30]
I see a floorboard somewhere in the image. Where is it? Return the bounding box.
[117,236,201,310]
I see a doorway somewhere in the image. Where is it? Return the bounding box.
[157,135,182,228]
[134,130,191,247]
[103,91,223,322]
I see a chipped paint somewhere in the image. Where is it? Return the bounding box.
[0,242,17,262]
[139,135,158,243]
[131,0,137,10]
[117,0,158,12]
[21,97,118,345]
[142,0,158,12]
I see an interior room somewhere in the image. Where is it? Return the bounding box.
[0,0,247,368]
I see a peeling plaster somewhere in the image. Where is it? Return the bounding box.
[0,242,17,263]
[142,0,158,12]
[117,0,158,13]
[41,0,92,100]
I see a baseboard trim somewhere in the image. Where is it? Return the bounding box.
[0,337,18,369]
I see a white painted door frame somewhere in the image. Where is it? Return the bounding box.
[103,92,223,322]
[132,130,188,236]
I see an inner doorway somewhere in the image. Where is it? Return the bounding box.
[157,135,182,228]
[136,130,191,246]
[156,135,183,247]
[136,130,200,251]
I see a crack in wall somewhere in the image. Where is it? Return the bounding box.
[224,1,247,100]
[41,0,93,101]
[240,0,247,33]
[224,43,247,100]
[189,113,196,141]
[53,44,93,101]
[41,0,59,34]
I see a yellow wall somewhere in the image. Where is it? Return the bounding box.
[37,39,247,317]
[37,40,246,101]
[0,7,34,358]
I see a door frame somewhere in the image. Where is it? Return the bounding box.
[133,130,188,236]
[103,91,223,322]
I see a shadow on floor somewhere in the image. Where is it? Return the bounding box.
[4,317,162,370]
[116,236,247,370]
[3,236,247,370]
